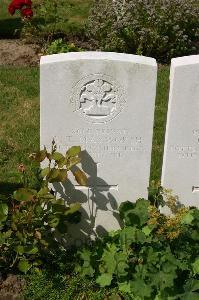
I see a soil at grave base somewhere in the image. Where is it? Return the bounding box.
[0,39,40,66]
[0,274,26,300]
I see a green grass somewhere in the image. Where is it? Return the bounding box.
[150,65,170,182]
[0,66,39,194]
[23,270,110,300]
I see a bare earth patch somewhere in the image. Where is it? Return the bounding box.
[0,39,40,66]
[0,274,25,300]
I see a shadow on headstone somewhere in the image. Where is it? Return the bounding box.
[52,151,122,247]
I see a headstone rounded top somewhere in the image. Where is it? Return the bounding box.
[40,51,157,67]
[171,55,199,67]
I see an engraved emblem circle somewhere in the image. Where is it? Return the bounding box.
[72,74,126,124]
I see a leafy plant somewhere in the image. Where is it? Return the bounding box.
[0,142,87,274]
[86,0,199,62]
[77,185,199,299]
[45,38,82,55]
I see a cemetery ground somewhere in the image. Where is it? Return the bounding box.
[0,65,169,299]
[1,1,198,299]
[0,0,91,66]
[0,65,169,195]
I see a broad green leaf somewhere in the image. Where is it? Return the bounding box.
[115,252,129,277]
[30,150,47,162]
[47,169,67,183]
[13,188,37,202]
[96,273,112,287]
[64,203,81,216]
[15,245,25,254]
[192,257,199,274]
[72,169,87,186]
[40,239,49,247]
[0,203,8,222]
[52,152,65,161]
[182,279,199,300]
[68,156,81,168]
[25,246,39,255]
[101,244,117,274]
[18,259,31,274]
[41,167,49,178]
[119,201,135,220]
[66,146,81,157]
[120,199,149,227]
[181,211,194,225]
[191,230,199,241]
[136,229,146,243]
[57,158,66,168]
[107,294,122,300]
[46,168,60,182]
[79,249,94,277]
[47,215,60,227]
[120,226,136,247]
[118,282,131,294]
[0,203,8,216]
[38,187,50,196]
[130,278,152,298]
[142,225,152,236]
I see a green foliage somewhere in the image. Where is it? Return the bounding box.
[77,187,199,299]
[0,142,87,274]
[87,0,199,62]
[21,0,92,42]
[45,38,82,55]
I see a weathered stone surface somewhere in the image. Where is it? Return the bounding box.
[162,55,199,208]
[40,52,157,243]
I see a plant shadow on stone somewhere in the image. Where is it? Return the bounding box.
[53,150,122,248]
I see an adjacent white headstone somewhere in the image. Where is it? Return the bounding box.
[40,52,157,243]
[162,55,199,208]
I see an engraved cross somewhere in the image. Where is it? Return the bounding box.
[75,162,118,192]
[192,186,199,193]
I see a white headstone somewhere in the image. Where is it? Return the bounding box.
[40,52,157,243]
[162,55,199,208]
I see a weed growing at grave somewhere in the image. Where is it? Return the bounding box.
[44,38,83,55]
[0,142,87,274]
[77,183,199,299]
[87,0,199,62]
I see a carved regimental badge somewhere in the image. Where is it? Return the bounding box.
[72,74,126,124]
